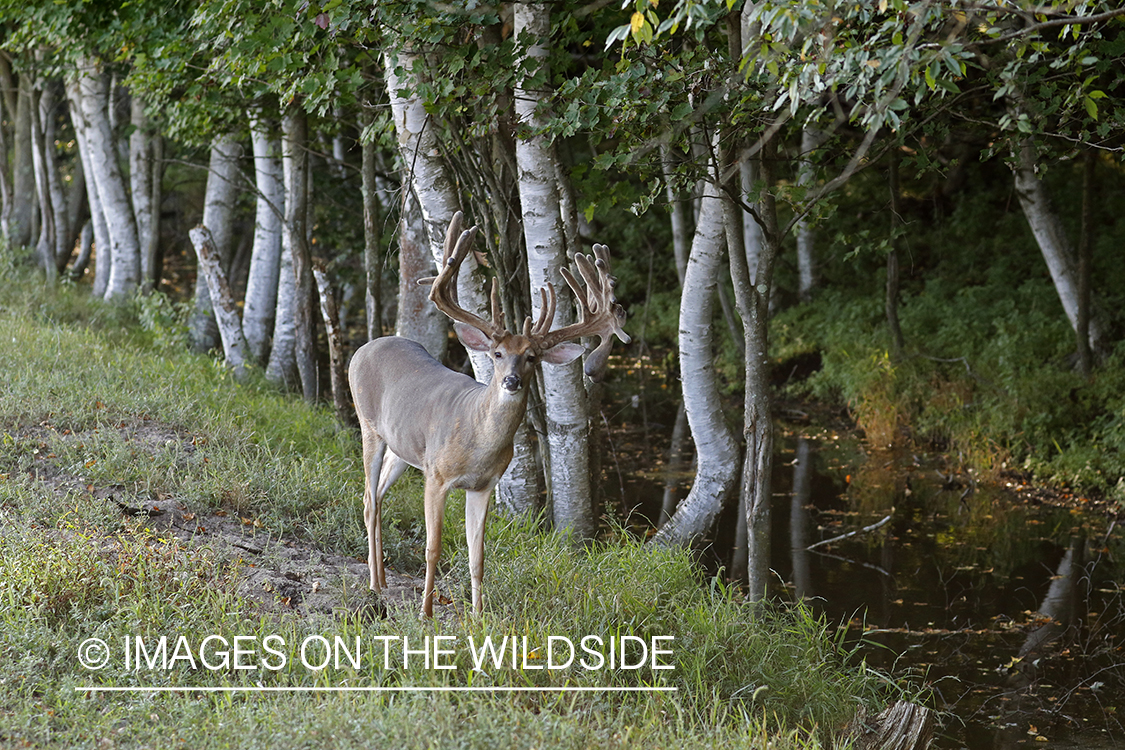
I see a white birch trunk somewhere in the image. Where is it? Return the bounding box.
[9,72,36,248]
[28,81,57,282]
[653,180,740,544]
[129,95,161,290]
[394,186,447,359]
[65,78,111,296]
[39,80,70,271]
[1012,141,1105,351]
[75,56,140,300]
[265,221,298,388]
[740,154,762,284]
[514,1,593,536]
[795,127,825,300]
[0,77,11,241]
[189,225,249,381]
[281,106,318,402]
[190,132,243,350]
[244,113,285,364]
[660,143,690,284]
[384,49,490,378]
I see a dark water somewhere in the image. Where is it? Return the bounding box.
[605,397,1125,749]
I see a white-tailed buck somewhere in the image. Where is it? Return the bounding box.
[348,212,629,617]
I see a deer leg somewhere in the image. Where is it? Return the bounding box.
[361,432,387,592]
[372,450,408,589]
[464,485,494,614]
[421,480,449,618]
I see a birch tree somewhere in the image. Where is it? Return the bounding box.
[383,48,490,376]
[73,55,141,301]
[514,1,595,535]
[189,132,243,351]
[244,111,285,364]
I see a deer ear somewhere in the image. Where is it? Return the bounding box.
[455,322,493,352]
[540,341,585,365]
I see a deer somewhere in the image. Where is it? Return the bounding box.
[348,212,629,617]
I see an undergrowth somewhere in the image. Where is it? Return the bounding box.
[771,187,1125,505]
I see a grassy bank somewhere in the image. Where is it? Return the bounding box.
[0,277,904,749]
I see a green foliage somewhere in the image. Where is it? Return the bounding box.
[772,160,1125,496]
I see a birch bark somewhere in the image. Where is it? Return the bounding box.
[65,77,111,296]
[189,132,242,350]
[1012,141,1105,352]
[652,178,740,544]
[75,57,140,300]
[514,1,594,536]
[244,112,284,364]
[384,48,490,378]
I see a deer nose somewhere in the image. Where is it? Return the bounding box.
[502,374,522,393]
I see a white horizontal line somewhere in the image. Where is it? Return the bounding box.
[76,685,677,693]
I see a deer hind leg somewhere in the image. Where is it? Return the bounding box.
[360,427,387,592]
[372,450,408,590]
[464,485,494,614]
[421,479,450,618]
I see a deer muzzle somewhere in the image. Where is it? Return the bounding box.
[501,374,522,393]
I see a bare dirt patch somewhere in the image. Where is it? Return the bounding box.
[5,418,444,622]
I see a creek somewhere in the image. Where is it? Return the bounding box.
[600,377,1125,750]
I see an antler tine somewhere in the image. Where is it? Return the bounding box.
[420,215,506,339]
[489,277,504,330]
[532,244,631,381]
[531,284,555,337]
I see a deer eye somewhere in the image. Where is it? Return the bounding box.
[527,354,537,364]
[493,351,503,359]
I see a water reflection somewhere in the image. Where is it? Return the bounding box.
[764,433,1125,750]
[610,411,1125,750]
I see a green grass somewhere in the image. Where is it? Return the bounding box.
[0,272,907,749]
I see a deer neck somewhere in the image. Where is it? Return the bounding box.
[476,377,531,442]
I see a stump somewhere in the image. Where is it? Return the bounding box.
[849,700,934,750]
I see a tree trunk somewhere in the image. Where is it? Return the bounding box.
[244,111,285,364]
[887,150,905,360]
[282,105,318,403]
[360,107,384,341]
[0,56,15,241]
[189,225,249,381]
[652,178,740,545]
[190,132,243,351]
[129,94,161,290]
[733,133,781,602]
[514,1,593,537]
[313,263,352,425]
[660,144,691,285]
[384,48,490,378]
[28,79,57,284]
[265,221,298,388]
[1012,141,1105,352]
[740,154,763,283]
[75,55,140,301]
[65,77,111,296]
[9,69,36,248]
[394,185,447,359]
[1076,152,1095,376]
[795,127,825,301]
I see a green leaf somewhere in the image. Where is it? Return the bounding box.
[1084,95,1098,121]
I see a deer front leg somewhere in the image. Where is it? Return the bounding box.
[361,435,387,592]
[373,450,408,590]
[421,480,449,618]
[464,486,493,614]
